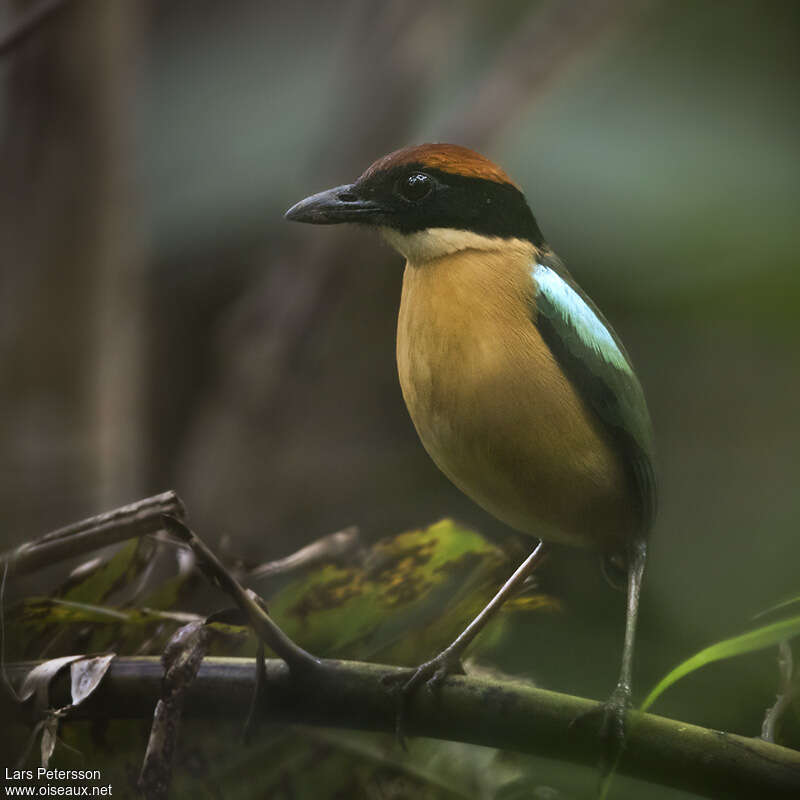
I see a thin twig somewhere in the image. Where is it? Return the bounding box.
[762,640,795,743]
[243,641,266,744]
[249,526,360,579]
[5,657,800,799]
[0,561,13,701]
[0,0,72,58]
[0,491,185,576]
[161,516,320,673]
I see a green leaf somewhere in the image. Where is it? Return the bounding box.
[6,597,200,659]
[22,519,559,798]
[753,594,800,620]
[267,519,558,665]
[641,613,800,712]
[59,539,142,605]
[10,519,557,668]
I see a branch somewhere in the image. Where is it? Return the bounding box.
[0,491,185,576]
[0,0,72,58]
[5,657,800,799]
[161,515,320,672]
[249,526,360,579]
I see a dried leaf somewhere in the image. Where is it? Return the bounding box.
[70,654,115,707]
[40,716,58,768]
[162,620,210,684]
[139,622,211,800]
[18,655,84,707]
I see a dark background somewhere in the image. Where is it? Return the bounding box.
[1,0,798,796]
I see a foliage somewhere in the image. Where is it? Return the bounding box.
[6,520,558,799]
[641,614,800,714]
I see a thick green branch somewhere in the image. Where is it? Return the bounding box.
[5,657,799,799]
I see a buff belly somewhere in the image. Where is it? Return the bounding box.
[396,251,635,552]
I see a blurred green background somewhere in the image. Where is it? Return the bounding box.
[1,0,798,797]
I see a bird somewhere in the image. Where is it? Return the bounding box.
[285,143,656,759]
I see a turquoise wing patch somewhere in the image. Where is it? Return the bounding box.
[532,256,657,533]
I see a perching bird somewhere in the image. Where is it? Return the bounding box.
[285,143,656,755]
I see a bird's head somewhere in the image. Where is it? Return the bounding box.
[285,143,545,262]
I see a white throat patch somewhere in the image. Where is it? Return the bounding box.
[380,227,517,263]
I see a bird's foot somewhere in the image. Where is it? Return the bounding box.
[382,647,465,747]
[568,681,632,776]
[598,681,632,775]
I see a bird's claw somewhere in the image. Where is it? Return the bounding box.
[382,649,465,693]
[382,649,465,747]
[598,682,632,775]
[567,682,632,776]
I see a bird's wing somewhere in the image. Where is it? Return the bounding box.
[531,252,657,534]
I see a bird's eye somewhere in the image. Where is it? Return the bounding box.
[397,172,433,202]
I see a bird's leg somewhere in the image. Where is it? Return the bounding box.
[385,539,549,741]
[599,535,648,770]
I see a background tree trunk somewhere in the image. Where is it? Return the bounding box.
[0,0,145,541]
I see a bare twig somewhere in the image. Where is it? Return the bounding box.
[762,640,796,743]
[249,526,360,579]
[5,656,800,799]
[0,491,185,576]
[161,516,320,673]
[0,0,72,58]
[243,641,266,744]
